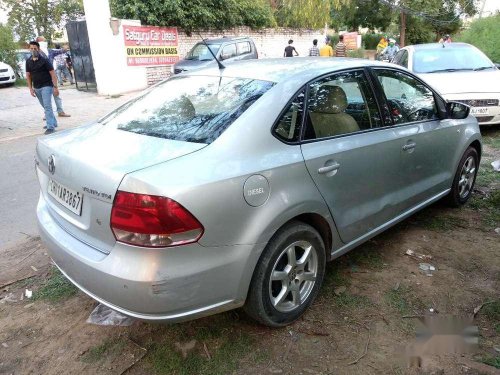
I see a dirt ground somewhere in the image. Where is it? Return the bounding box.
[1,128,499,375]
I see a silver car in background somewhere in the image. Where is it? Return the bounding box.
[36,58,481,327]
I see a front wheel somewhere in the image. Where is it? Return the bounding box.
[446,146,479,207]
[244,221,326,327]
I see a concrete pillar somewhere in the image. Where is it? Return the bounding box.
[83,0,148,95]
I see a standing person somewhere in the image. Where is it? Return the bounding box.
[65,47,73,78]
[381,38,400,61]
[335,34,347,57]
[26,41,59,134]
[376,35,388,59]
[319,37,333,57]
[284,39,299,57]
[439,34,452,43]
[35,36,71,119]
[54,45,74,86]
[308,39,320,56]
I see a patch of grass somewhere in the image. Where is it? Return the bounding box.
[476,163,498,186]
[321,265,350,297]
[14,78,27,87]
[385,286,418,315]
[480,355,500,369]
[149,331,253,375]
[494,323,500,334]
[334,293,372,309]
[81,338,126,363]
[412,214,463,231]
[34,267,77,302]
[344,246,384,269]
[468,190,500,228]
[482,300,500,320]
[482,135,500,149]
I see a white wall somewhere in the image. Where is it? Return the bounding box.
[83,0,148,95]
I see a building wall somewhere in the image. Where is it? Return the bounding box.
[146,26,326,86]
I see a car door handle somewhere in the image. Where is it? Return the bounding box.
[318,162,340,174]
[402,142,416,151]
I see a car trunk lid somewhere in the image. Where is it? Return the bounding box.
[36,122,206,253]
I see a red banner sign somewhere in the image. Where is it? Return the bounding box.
[123,25,179,66]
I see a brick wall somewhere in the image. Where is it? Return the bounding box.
[146,26,326,85]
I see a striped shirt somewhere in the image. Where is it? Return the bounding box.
[309,46,320,56]
[335,42,347,57]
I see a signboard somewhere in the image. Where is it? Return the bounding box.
[343,32,359,50]
[123,25,179,66]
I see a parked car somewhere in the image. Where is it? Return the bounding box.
[0,61,17,86]
[36,58,481,327]
[16,49,30,78]
[172,36,258,74]
[391,42,500,126]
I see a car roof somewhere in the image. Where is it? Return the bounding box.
[185,57,396,84]
[406,42,473,51]
[201,37,251,44]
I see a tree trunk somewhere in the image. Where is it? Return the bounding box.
[400,10,406,47]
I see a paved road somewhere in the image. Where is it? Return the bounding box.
[0,86,134,251]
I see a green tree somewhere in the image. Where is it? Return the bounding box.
[397,0,476,45]
[0,0,84,43]
[330,0,392,31]
[273,0,331,29]
[110,0,276,33]
[458,14,500,62]
[0,23,18,74]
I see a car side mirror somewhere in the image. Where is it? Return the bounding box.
[447,101,470,120]
[220,54,229,61]
[495,63,500,69]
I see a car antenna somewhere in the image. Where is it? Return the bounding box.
[198,32,225,71]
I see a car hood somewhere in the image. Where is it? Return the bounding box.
[0,61,12,70]
[174,59,216,71]
[418,70,500,95]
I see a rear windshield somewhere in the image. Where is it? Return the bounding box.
[185,43,220,61]
[100,76,274,144]
[413,46,494,73]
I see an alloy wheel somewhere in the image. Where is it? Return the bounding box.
[458,156,476,199]
[268,240,318,313]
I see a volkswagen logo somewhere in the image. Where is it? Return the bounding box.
[48,155,56,175]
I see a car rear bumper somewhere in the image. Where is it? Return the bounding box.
[37,194,264,322]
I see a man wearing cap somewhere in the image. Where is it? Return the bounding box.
[381,38,400,61]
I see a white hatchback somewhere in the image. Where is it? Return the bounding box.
[391,42,500,126]
[0,61,16,86]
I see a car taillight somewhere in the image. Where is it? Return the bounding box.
[110,191,203,247]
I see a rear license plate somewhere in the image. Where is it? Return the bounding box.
[470,107,489,116]
[47,179,83,216]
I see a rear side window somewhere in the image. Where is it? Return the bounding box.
[273,89,305,143]
[237,41,251,55]
[221,44,237,60]
[305,70,381,139]
[100,76,274,144]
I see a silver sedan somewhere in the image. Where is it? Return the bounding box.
[36,58,481,327]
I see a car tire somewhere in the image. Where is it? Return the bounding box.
[446,146,479,207]
[244,221,326,327]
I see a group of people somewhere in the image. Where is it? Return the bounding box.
[26,36,72,135]
[284,35,348,58]
[376,36,400,61]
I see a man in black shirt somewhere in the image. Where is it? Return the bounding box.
[284,39,299,58]
[26,41,59,134]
